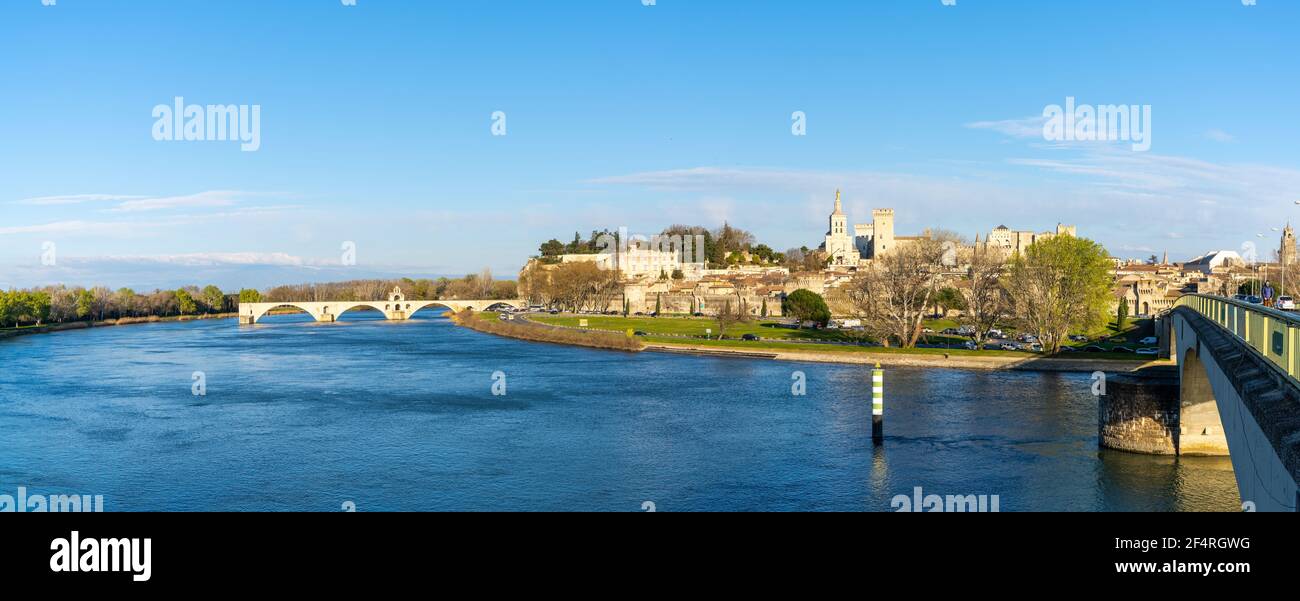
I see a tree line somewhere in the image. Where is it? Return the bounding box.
[1,269,519,329]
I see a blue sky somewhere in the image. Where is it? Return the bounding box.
[2,0,1298,290]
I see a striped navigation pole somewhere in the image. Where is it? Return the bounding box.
[872,363,884,444]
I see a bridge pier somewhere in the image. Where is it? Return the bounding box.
[1098,370,1181,455]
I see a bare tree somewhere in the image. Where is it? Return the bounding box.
[715,299,747,339]
[958,245,1009,346]
[844,235,953,348]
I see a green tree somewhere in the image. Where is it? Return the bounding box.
[1116,298,1129,332]
[761,297,768,318]
[539,239,565,261]
[932,287,966,317]
[202,285,225,313]
[1006,235,1113,353]
[654,294,661,314]
[0,291,14,327]
[671,269,684,280]
[29,291,51,325]
[783,289,831,327]
[239,288,263,303]
[175,289,198,315]
[76,289,94,320]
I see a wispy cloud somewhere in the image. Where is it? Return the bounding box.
[964,115,1047,139]
[10,190,285,213]
[83,252,315,267]
[1205,129,1236,143]
[13,194,147,206]
[107,190,254,212]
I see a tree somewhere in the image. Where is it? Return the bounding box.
[1005,235,1113,353]
[783,289,831,328]
[175,289,198,315]
[671,269,684,280]
[239,288,263,303]
[654,294,661,314]
[539,239,565,262]
[958,245,1009,346]
[844,236,954,347]
[0,291,14,327]
[932,287,965,317]
[76,289,94,320]
[476,268,495,298]
[1116,297,1129,332]
[761,297,768,318]
[29,291,51,325]
[716,300,744,339]
[202,285,225,313]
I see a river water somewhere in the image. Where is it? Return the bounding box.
[0,312,1240,511]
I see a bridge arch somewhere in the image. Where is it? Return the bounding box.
[335,303,389,320]
[407,301,459,318]
[1178,344,1229,455]
[247,303,317,324]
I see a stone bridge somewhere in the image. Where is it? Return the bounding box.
[238,287,525,325]
[1154,294,1300,511]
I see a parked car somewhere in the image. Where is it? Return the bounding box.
[549,309,559,315]
[941,328,959,335]
[741,333,759,341]
[692,312,705,317]
[999,343,1018,351]
[986,329,1004,339]
[1068,334,1089,342]
[1059,346,1079,352]
[633,330,648,336]
[1138,336,1158,345]
[1136,348,1158,355]
[1281,296,1296,310]
[1247,296,1263,304]
[963,340,978,350]
[1084,345,1106,352]
[921,327,934,334]
[1233,294,1249,301]
[1112,346,1134,353]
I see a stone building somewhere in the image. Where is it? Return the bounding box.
[984,223,1076,256]
[822,190,860,266]
[817,190,905,265]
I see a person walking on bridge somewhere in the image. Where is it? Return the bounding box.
[1263,281,1275,307]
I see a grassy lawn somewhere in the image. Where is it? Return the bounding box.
[529,314,857,341]
[515,312,1158,361]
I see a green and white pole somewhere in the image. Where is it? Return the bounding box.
[872,363,884,444]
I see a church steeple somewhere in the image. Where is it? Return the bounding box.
[832,189,843,215]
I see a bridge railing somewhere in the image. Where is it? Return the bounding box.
[1175,293,1300,381]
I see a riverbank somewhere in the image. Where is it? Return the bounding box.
[0,313,237,341]
[449,310,644,352]
[643,339,1167,372]
[456,312,1168,373]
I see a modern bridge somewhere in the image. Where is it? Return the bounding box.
[1157,294,1300,511]
[238,287,525,325]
